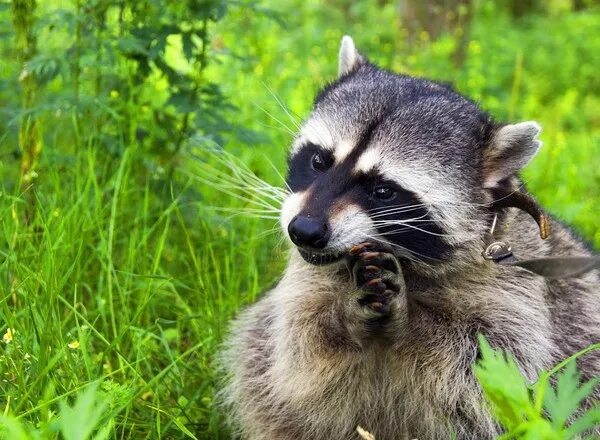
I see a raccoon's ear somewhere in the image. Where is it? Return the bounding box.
[483,121,542,188]
[338,36,364,77]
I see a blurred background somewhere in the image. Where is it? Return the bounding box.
[0,0,599,438]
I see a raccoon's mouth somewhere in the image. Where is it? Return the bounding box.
[298,249,344,265]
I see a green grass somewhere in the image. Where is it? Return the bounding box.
[1,146,285,438]
[1,1,599,438]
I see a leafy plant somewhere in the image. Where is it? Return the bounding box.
[475,335,600,439]
[0,381,120,440]
[1,0,265,194]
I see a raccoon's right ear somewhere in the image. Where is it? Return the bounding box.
[338,36,364,77]
[482,121,542,189]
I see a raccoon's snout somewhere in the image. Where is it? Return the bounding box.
[288,215,330,249]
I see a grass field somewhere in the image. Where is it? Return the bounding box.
[1,1,599,438]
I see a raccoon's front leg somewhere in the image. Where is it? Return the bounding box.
[346,242,408,341]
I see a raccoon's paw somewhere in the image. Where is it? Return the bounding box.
[347,242,405,318]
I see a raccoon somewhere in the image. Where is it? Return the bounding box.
[221,36,600,439]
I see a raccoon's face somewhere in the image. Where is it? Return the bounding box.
[281,37,542,268]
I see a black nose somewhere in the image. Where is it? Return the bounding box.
[288,215,329,249]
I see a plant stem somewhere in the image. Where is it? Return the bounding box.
[73,0,81,108]
[11,0,40,223]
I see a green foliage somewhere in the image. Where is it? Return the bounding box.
[0,0,599,438]
[0,382,121,440]
[58,383,113,440]
[475,336,600,439]
[544,363,598,432]
[0,0,252,188]
[474,337,535,432]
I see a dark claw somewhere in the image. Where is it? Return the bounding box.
[369,301,390,314]
[350,241,395,255]
[361,251,380,261]
[358,294,391,316]
[358,293,389,308]
[356,266,381,286]
[366,278,386,293]
[349,243,370,255]
[364,265,380,274]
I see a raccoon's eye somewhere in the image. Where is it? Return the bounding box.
[372,186,396,202]
[311,152,331,172]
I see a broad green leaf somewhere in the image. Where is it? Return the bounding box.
[544,361,598,429]
[474,335,536,430]
[564,406,600,438]
[117,36,149,57]
[0,415,31,440]
[59,382,109,440]
[512,419,561,440]
[544,360,599,430]
[23,56,62,85]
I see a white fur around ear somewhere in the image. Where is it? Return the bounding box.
[338,36,363,77]
[483,121,542,188]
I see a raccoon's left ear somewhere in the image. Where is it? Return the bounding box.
[338,36,364,77]
[483,121,542,188]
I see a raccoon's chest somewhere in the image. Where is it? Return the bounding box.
[272,348,411,439]
[270,335,493,440]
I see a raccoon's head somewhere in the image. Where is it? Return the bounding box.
[281,36,542,272]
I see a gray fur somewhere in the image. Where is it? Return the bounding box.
[221,37,600,439]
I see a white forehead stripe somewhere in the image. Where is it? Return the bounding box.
[355,148,457,201]
[334,139,355,162]
[291,119,334,155]
[291,117,358,162]
[379,162,463,207]
[354,148,382,173]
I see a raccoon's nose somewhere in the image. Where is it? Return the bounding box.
[288,215,329,249]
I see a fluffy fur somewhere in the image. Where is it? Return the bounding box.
[220,37,600,439]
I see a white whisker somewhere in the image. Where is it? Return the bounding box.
[378,222,454,238]
[262,83,302,131]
